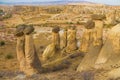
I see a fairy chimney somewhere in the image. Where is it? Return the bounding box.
[66,26,77,52]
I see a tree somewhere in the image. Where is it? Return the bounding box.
[0,9,4,16]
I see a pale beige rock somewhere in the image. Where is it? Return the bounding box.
[42,27,60,61]
[107,68,120,79]
[25,34,41,75]
[79,20,96,52]
[66,28,77,52]
[42,43,55,61]
[93,20,103,46]
[77,44,102,72]
[95,24,120,69]
[60,29,67,49]
[52,32,60,50]
[77,20,104,72]
[80,29,95,53]
[16,36,26,72]
[77,29,102,72]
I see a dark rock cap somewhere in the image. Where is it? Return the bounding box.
[23,25,34,35]
[15,24,26,37]
[91,14,106,20]
[52,26,60,33]
[84,20,95,29]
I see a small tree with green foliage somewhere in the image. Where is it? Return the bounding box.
[0,9,4,16]
[0,41,5,46]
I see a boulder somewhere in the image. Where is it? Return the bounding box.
[15,24,26,37]
[24,25,34,35]
[84,20,95,29]
[52,26,60,33]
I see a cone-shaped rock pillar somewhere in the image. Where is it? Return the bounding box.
[15,25,42,76]
[77,14,105,72]
[60,28,67,49]
[15,24,26,72]
[66,26,77,52]
[16,36,26,72]
[79,20,95,53]
[24,34,41,75]
[42,27,60,61]
[52,27,60,50]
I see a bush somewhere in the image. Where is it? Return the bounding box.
[66,22,74,24]
[0,41,5,46]
[5,53,14,59]
[84,20,95,29]
[0,9,4,16]
[77,21,80,25]
[3,13,12,19]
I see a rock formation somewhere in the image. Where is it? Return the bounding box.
[42,27,60,61]
[92,14,104,46]
[77,14,105,72]
[60,28,67,49]
[15,24,26,72]
[100,24,120,80]
[52,27,60,50]
[79,20,95,53]
[24,25,42,75]
[66,26,77,52]
[15,24,42,76]
[95,24,120,70]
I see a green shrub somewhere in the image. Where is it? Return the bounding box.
[0,9,4,16]
[5,53,14,59]
[3,13,12,19]
[77,21,80,24]
[0,41,5,46]
[66,22,74,24]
